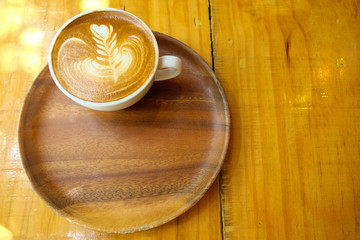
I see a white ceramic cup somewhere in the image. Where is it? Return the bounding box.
[48,8,182,111]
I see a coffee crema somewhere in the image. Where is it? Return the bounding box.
[51,11,157,103]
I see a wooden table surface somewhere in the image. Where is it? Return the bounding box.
[0,0,359,239]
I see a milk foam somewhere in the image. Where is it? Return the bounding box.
[52,12,156,103]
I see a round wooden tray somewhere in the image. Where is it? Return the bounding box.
[18,32,230,233]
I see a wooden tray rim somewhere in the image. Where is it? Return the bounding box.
[18,32,230,233]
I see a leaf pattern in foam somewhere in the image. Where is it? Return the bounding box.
[90,24,132,82]
[58,23,146,95]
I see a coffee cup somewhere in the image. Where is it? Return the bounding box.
[48,8,182,111]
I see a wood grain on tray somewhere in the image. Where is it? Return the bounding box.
[18,32,229,233]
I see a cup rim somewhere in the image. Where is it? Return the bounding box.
[48,8,159,107]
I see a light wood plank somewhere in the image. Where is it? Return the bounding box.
[211,0,360,239]
[0,0,221,239]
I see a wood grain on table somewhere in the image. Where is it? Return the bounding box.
[1,0,359,239]
[0,0,221,239]
[212,0,360,239]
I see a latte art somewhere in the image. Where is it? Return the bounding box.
[51,11,157,103]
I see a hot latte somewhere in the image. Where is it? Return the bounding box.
[50,10,157,103]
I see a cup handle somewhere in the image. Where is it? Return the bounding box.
[154,55,182,81]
